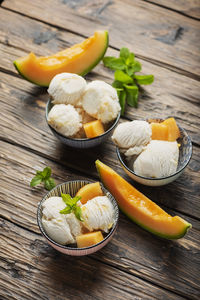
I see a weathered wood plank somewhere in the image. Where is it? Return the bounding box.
[1,219,186,300]
[0,71,199,220]
[145,0,200,20]
[0,8,199,145]
[0,141,199,298]
[2,0,200,78]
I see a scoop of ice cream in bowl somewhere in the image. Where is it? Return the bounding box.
[46,73,121,148]
[37,180,119,256]
[112,118,192,186]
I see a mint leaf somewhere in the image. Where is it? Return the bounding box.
[103,57,125,71]
[73,206,83,222]
[60,206,72,215]
[42,167,51,179]
[124,85,139,107]
[30,175,42,187]
[112,80,124,89]
[135,75,154,85]
[44,178,56,191]
[126,52,135,65]
[133,61,142,72]
[114,70,133,84]
[119,89,126,116]
[120,47,130,60]
[61,193,74,206]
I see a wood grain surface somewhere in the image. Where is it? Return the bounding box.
[0,0,200,299]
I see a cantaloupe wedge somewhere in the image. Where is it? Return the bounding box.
[76,231,104,248]
[13,31,108,86]
[83,120,105,138]
[162,117,180,141]
[96,160,191,239]
[151,123,169,140]
[76,182,103,204]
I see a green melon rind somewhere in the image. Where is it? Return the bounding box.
[13,31,109,87]
[95,160,192,240]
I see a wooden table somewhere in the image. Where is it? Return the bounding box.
[0,1,199,299]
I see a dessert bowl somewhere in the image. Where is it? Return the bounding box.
[46,99,120,149]
[37,180,119,256]
[116,119,192,187]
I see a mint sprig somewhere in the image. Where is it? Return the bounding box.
[103,47,154,114]
[30,167,56,191]
[60,193,83,222]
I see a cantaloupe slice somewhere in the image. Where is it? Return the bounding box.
[13,31,108,86]
[83,120,105,138]
[151,123,169,140]
[161,117,180,141]
[76,231,104,248]
[96,160,191,239]
[76,182,103,204]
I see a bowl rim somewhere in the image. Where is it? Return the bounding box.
[37,180,119,251]
[45,98,121,142]
[116,125,192,181]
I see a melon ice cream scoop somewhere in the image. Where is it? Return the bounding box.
[47,104,82,137]
[134,140,179,178]
[81,196,115,233]
[82,80,121,123]
[112,120,152,156]
[42,197,82,245]
[48,73,87,105]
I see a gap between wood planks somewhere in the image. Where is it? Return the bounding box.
[0,5,199,82]
[139,0,200,21]
[0,133,199,224]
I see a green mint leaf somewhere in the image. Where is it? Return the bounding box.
[126,52,135,65]
[114,70,133,84]
[60,206,72,215]
[103,57,125,71]
[72,196,81,205]
[44,178,56,191]
[61,193,74,207]
[41,167,51,179]
[134,75,154,85]
[124,85,139,107]
[36,170,43,176]
[120,47,130,60]
[126,66,135,77]
[119,89,126,116]
[112,80,124,89]
[133,61,142,72]
[30,175,42,187]
[73,206,83,222]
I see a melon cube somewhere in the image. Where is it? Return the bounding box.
[76,182,103,204]
[162,117,180,141]
[83,120,105,138]
[151,123,169,140]
[76,231,104,248]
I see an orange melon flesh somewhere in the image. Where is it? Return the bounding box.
[76,182,103,204]
[83,120,105,138]
[96,160,191,239]
[13,31,108,86]
[151,123,169,140]
[76,231,104,248]
[161,117,180,141]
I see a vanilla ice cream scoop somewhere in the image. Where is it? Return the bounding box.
[134,140,179,178]
[48,73,86,105]
[112,120,152,156]
[81,196,115,233]
[48,104,82,137]
[82,80,121,123]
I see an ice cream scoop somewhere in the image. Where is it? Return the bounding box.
[42,197,82,245]
[134,140,179,178]
[82,80,121,123]
[112,120,152,156]
[48,104,82,137]
[48,73,86,105]
[81,196,115,233]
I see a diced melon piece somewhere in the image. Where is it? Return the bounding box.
[83,120,105,138]
[162,117,180,141]
[76,231,104,248]
[151,123,169,140]
[76,182,103,204]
